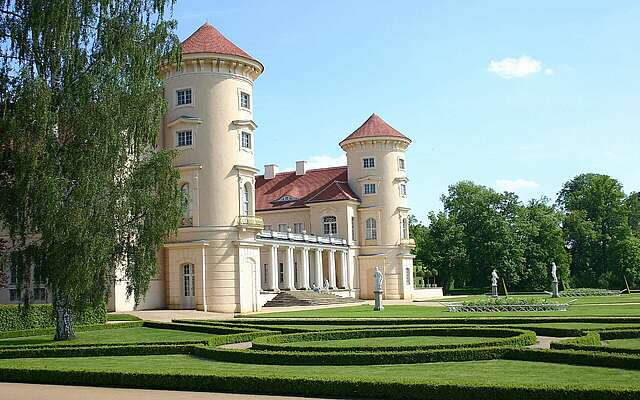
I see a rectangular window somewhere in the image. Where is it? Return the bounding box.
[264,225,272,231]
[10,267,17,285]
[351,216,357,242]
[399,183,407,197]
[33,288,47,301]
[176,89,192,106]
[398,158,405,170]
[363,157,375,168]
[405,267,411,286]
[176,130,193,148]
[293,223,304,234]
[278,224,289,232]
[241,131,252,149]
[364,183,377,195]
[279,263,284,283]
[240,91,251,109]
[263,264,268,284]
[9,289,18,302]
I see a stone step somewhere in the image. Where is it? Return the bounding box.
[263,290,361,308]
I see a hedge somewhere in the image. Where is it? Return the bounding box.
[0,303,107,332]
[141,321,264,335]
[0,343,197,359]
[172,319,308,334]
[250,327,536,353]
[505,348,640,371]
[0,321,143,340]
[1,366,639,400]
[599,329,640,340]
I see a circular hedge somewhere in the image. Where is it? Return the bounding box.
[251,327,536,353]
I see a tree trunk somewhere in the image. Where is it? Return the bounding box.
[54,295,75,341]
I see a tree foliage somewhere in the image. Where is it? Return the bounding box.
[0,0,183,339]
[557,174,640,288]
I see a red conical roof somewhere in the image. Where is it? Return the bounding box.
[181,22,259,63]
[340,113,410,145]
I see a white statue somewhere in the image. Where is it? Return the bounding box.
[491,269,499,287]
[551,262,558,283]
[374,267,384,291]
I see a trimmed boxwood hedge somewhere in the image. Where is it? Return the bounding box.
[1,365,639,400]
[0,321,143,340]
[0,303,107,332]
[250,327,536,353]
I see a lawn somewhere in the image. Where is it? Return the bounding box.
[2,355,640,388]
[604,338,640,349]
[248,303,640,318]
[417,294,640,305]
[0,327,215,347]
[278,335,490,348]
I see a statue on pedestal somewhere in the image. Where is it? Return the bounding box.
[491,269,499,297]
[551,262,560,298]
[373,267,384,311]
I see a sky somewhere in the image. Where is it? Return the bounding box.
[172,1,640,222]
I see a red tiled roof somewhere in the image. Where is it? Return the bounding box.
[181,22,258,63]
[340,113,410,145]
[255,166,359,211]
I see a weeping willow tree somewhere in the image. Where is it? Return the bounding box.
[0,0,183,340]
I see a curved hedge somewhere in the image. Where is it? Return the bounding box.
[0,303,107,332]
[251,327,536,353]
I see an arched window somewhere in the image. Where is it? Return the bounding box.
[181,183,192,226]
[322,216,337,236]
[241,182,252,216]
[365,218,377,240]
[401,218,409,239]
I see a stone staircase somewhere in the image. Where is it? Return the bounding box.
[262,290,362,307]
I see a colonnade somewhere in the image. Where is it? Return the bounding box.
[261,244,349,291]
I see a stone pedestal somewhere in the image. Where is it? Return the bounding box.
[373,290,384,311]
[551,281,559,298]
[491,285,498,297]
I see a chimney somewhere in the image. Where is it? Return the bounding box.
[264,164,278,180]
[295,161,307,176]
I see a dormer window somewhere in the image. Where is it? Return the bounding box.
[240,91,251,110]
[363,157,375,169]
[176,88,192,106]
[276,195,297,202]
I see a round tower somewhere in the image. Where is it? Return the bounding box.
[340,113,415,300]
[161,22,264,313]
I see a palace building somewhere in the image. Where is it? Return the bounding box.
[1,22,417,313]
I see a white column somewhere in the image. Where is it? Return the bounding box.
[283,246,295,290]
[328,249,337,289]
[340,250,348,289]
[269,244,279,291]
[300,248,310,290]
[201,246,208,312]
[314,249,323,287]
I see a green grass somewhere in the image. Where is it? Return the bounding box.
[0,327,215,347]
[2,355,640,388]
[106,313,141,321]
[280,335,489,348]
[604,338,640,349]
[248,303,640,319]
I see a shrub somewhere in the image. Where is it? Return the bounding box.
[0,321,142,340]
[462,297,552,306]
[0,303,107,332]
[141,321,261,335]
[560,288,623,297]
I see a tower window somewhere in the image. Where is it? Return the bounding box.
[240,91,251,110]
[351,216,357,242]
[176,89,192,106]
[176,130,193,148]
[401,218,409,239]
[365,218,377,240]
[363,157,375,168]
[322,216,338,236]
[241,131,252,150]
[398,158,405,170]
[364,183,377,195]
[399,183,407,197]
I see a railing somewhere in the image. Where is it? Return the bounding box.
[399,238,416,247]
[237,215,264,229]
[257,230,348,246]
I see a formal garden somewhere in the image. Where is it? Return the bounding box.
[1,294,640,399]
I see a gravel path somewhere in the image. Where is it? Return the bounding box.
[530,336,575,349]
[218,341,253,350]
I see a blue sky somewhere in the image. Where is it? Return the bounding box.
[172,1,640,221]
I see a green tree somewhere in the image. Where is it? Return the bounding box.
[422,211,467,291]
[0,0,182,340]
[442,181,525,289]
[557,174,639,288]
[515,198,570,290]
[627,193,640,238]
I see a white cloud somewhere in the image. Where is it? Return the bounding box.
[488,56,543,79]
[306,154,347,170]
[280,154,347,172]
[495,178,540,192]
[544,68,554,76]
